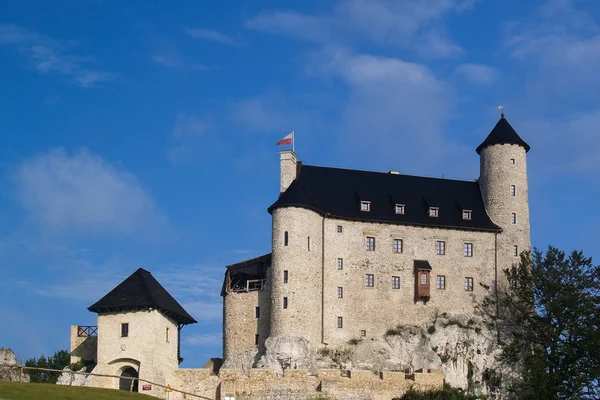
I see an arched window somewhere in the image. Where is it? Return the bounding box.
[284,231,288,246]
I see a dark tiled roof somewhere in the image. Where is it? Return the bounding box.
[414,260,433,271]
[476,117,530,154]
[88,268,197,325]
[268,166,500,232]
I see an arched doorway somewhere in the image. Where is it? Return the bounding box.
[119,367,139,392]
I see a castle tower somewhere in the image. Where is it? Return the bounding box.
[269,151,323,345]
[477,115,531,275]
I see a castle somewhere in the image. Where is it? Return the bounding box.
[69,115,531,399]
[222,114,531,361]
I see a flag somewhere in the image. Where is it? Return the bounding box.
[276,131,294,146]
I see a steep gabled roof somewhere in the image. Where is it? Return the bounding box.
[268,166,500,232]
[88,268,197,325]
[476,116,530,154]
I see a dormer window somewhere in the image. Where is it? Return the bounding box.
[462,210,472,220]
[429,207,439,217]
[395,204,405,215]
[360,201,371,212]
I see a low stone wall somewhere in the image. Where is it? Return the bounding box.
[219,368,444,400]
[171,368,220,400]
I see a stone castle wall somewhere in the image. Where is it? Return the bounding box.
[70,325,97,364]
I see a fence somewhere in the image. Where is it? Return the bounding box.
[0,362,212,400]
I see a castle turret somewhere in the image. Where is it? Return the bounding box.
[477,115,531,273]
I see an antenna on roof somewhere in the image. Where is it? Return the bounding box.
[498,105,505,118]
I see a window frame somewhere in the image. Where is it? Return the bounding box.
[392,276,400,290]
[337,225,343,233]
[360,330,366,337]
[464,243,473,257]
[365,273,375,288]
[121,323,129,338]
[514,245,519,256]
[395,204,405,215]
[283,270,288,283]
[337,287,343,298]
[283,297,288,309]
[360,201,371,212]
[510,185,516,196]
[337,316,343,329]
[437,275,446,290]
[255,306,261,319]
[512,213,517,224]
[393,238,403,253]
[436,240,446,255]
[465,277,474,292]
[429,207,439,217]
[337,258,343,270]
[462,210,472,220]
[365,236,375,251]
[284,231,289,246]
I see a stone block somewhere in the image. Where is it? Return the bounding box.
[249,368,274,379]
[283,369,308,379]
[348,370,377,381]
[380,371,405,381]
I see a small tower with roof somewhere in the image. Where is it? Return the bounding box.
[477,112,531,280]
[83,268,196,395]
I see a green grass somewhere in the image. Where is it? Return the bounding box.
[0,382,152,400]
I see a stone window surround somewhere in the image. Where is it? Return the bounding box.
[121,323,129,338]
[360,201,371,212]
[395,204,405,215]
[365,236,375,251]
[464,243,473,257]
[393,238,403,253]
[462,209,472,220]
[429,207,439,217]
[436,240,446,255]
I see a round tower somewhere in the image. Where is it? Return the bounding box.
[477,115,531,273]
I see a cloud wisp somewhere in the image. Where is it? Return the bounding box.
[0,23,115,87]
[185,28,236,46]
[15,148,168,237]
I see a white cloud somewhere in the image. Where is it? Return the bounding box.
[151,55,209,71]
[181,301,222,322]
[16,148,167,236]
[184,333,222,347]
[455,64,499,85]
[185,28,236,46]
[0,24,115,87]
[246,10,331,42]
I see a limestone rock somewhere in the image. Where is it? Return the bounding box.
[259,336,316,376]
[0,348,30,382]
[222,349,261,375]
[56,366,88,386]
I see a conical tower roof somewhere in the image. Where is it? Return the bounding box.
[88,268,197,325]
[476,116,530,154]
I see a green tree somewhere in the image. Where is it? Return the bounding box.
[481,246,599,400]
[394,383,486,399]
[25,349,73,384]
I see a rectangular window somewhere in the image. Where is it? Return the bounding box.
[393,239,403,253]
[512,213,517,224]
[337,317,343,328]
[465,277,474,292]
[366,274,374,288]
[337,287,343,298]
[283,270,288,283]
[255,306,261,319]
[395,204,405,215]
[514,245,519,256]
[360,330,366,337]
[307,236,311,251]
[436,240,446,255]
[337,225,343,233]
[360,201,371,212]
[365,236,375,251]
[337,258,343,270]
[420,273,427,285]
[437,275,446,290]
[429,207,439,217]
[283,297,288,309]
[511,158,516,164]
[510,185,516,196]
[166,327,169,343]
[121,323,129,338]
[462,210,472,220]
[255,334,259,346]
[392,276,400,289]
[464,243,473,257]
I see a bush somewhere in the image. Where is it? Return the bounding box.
[427,325,437,334]
[394,383,486,399]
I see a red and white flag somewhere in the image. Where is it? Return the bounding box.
[276,131,294,146]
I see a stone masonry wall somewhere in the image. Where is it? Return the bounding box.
[70,325,97,364]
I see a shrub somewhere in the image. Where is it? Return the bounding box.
[393,383,487,399]
[427,325,437,335]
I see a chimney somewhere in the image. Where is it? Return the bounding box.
[279,150,298,194]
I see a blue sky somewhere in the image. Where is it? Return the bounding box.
[1,0,599,367]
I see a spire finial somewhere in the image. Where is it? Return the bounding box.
[498,105,505,118]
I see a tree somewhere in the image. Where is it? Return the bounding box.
[481,246,599,399]
[25,349,72,384]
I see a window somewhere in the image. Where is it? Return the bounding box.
[511,158,516,164]
[395,204,405,215]
[307,236,311,251]
[510,185,516,196]
[514,245,519,256]
[360,201,371,212]
[337,287,343,298]
[464,243,473,257]
[366,274,374,287]
[465,277,474,292]
[436,240,446,255]
[462,210,472,220]
[255,307,261,319]
[166,327,169,343]
[437,275,446,290]
[283,270,288,283]
[420,273,427,285]
[392,276,400,289]
[337,258,343,270]
[337,317,343,328]
[337,225,343,233]
[283,297,288,309]
[365,236,375,251]
[429,207,439,217]
[512,213,517,224]
[255,334,259,346]
[393,239,403,253]
[360,330,366,337]
[121,323,129,338]
[284,231,289,246]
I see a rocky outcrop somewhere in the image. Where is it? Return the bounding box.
[56,366,88,386]
[256,336,316,376]
[0,348,30,382]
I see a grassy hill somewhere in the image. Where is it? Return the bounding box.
[0,382,152,400]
